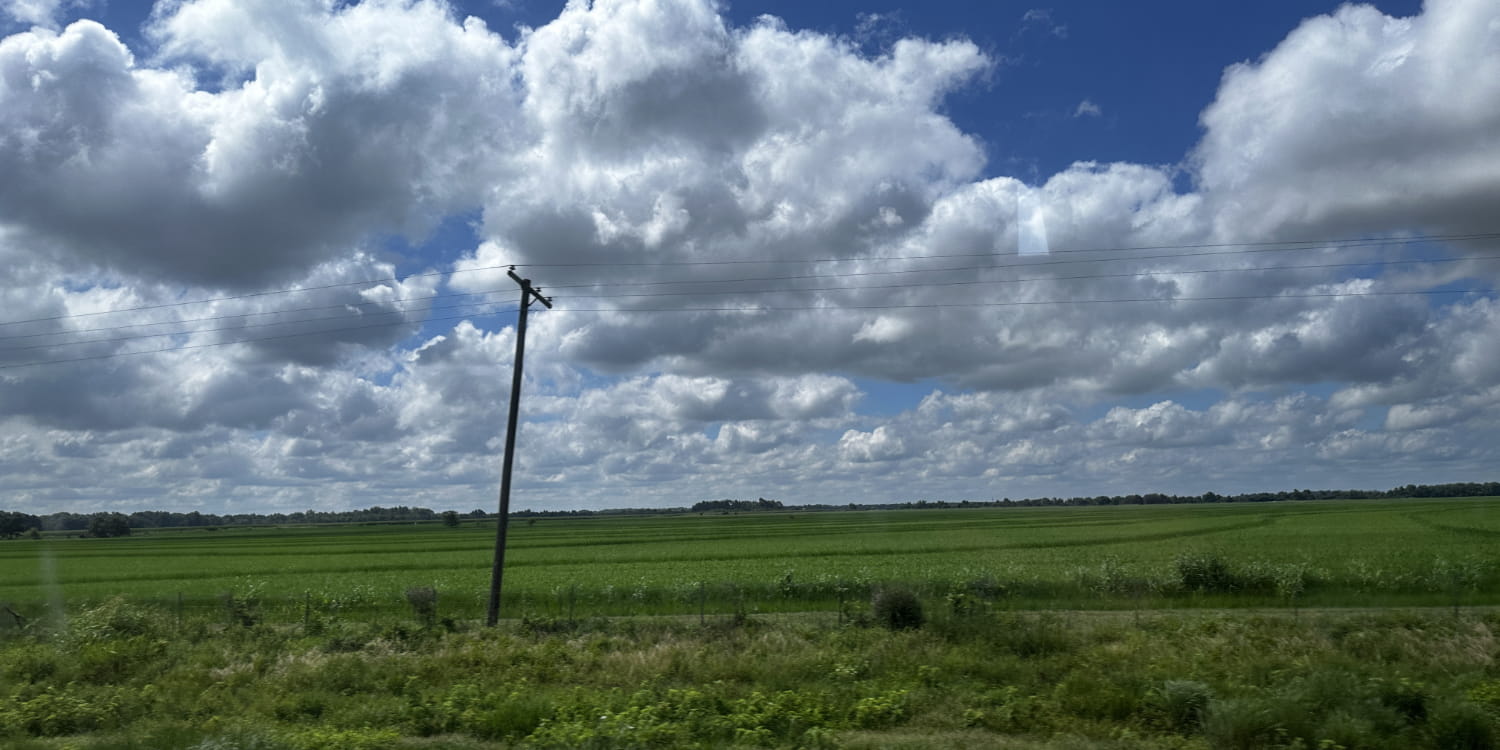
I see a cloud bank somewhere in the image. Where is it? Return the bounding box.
[1,0,1497,513]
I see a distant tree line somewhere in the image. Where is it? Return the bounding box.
[1,482,1495,538]
[0,506,489,535]
[976,481,1500,508]
[691,498,785,513]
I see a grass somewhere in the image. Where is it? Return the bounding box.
[1,598,1496,748]
[2,498,1498,748]
[2,498,1497,620]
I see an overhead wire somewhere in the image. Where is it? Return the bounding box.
[557,254,1500,300]
[545,287,1496,314]
[5,251,1498,352]
[5,234,1499,342]
[2,230,1496,330]
[3,286,1494,371]
[504,232,1500,268]
[0,290,518,350]
[2,250,1488,355]
[0,231,1496,370]
[0,305,522,371]
[534,242,1496,291]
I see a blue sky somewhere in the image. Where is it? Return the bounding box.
[1,0,1497,514]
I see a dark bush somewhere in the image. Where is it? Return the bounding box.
[1152,679,1213,731]
[219,592,261,628]
[1428,701,1496,750]
[1377,678,1429,723]
[1202,697,1280,750]
[871,587,924,631]
[1176,552,1238,593]
[404,586,438,628]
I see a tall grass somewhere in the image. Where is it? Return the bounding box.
[3,597,1495,749]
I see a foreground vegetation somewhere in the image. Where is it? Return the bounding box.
[2,500,1498,747]
[2,597,1498,749]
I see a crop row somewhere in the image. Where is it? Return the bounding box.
[2,500,1496,610]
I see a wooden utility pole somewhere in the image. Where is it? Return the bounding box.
[487,269,552,627]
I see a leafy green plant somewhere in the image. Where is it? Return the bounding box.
[851,689,909,728]
[219,592,261,628]
[68,596,158,641]
[404,586,438,628]
[1376,677,1429,724]
[871,587,924,631]
[1150,679,1213,731]
[1176,551,1238,594]
[1427,700,1497,750]
[1201,697,1279,750]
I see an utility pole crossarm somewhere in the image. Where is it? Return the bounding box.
[508,269,553,310]
[486,267,552,627]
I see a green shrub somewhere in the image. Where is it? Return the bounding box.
[1054,671,1144,722]
[870,588,924,631]
[1274,563,1311,606]
[2,644,62,684]
[1176,552,1238,594]
[2,685,121,736]
[404,586,438,628]
[77,635,165,684]
[219,592,261,628]
[964,686,1054,734]
[1202,697,1279,750]
[851,689,909,728]
[1151,679,1213,731]
[1376,678,1429,723]
[1469,680,1500,714]
[993,612,1073,657]
[69,597,158,641]
[1316,708,1381,750]
[188,728,290,750]
[270,691,330,722]
[470,691,553,740]
[1428,700,1497,750]
[285,726,400,750]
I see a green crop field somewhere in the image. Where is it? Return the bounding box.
[4,498,1500,750]
[3,497,1497,621]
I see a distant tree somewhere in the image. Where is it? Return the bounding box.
[441,510,461,528]
[1,511,41,538]
[86,513,131,538]
[692,498,785,513]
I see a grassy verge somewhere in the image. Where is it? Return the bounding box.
[2,597,1497,749]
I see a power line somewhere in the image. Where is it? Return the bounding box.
[5,252,1497,355]
[4,286,1492,371]
[0,305,521,371]
[556,254,1500,300]
[2,230,1495,329]
[544,287,1496,314]
[0,292,516,352]
[506,232,1500,268]
[7,239,1499,338]
[534,242,1486,291]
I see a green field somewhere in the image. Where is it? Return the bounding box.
[4,498,1500,749]
[3,497,1498,620]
